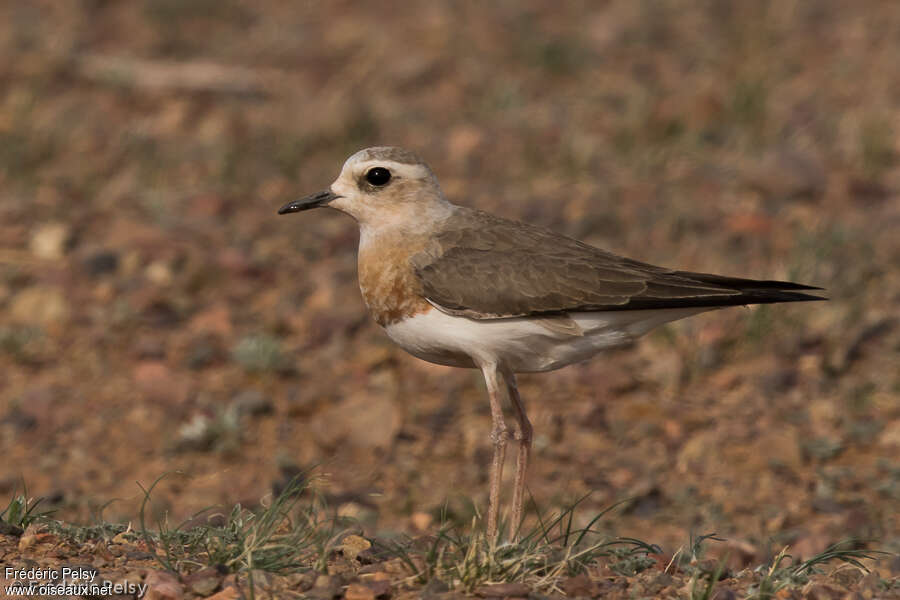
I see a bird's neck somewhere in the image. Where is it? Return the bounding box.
[358,200,457,250]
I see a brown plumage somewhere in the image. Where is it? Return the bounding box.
[411,208,824,319]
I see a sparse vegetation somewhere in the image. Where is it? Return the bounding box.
[231,333,288,373]
[1,486,53,531]
[3,482,894,598]
[136,474,343,574]
[381,497,661,592]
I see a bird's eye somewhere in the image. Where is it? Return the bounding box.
[365,167,392,186]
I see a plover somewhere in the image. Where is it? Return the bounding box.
[278,146,825,539]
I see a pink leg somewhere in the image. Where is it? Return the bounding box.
[505,369,532,541]
[480,363,509,540]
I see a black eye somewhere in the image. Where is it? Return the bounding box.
[365,167,392,186]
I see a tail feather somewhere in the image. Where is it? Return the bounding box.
[618,271,827,311]
[672,271,825,292]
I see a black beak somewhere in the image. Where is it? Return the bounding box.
[278,190,341,214]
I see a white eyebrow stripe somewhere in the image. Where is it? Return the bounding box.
[353,160,431,180]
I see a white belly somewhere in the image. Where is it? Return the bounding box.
[384,306,712,373]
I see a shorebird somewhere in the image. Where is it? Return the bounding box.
[278,146,824,539]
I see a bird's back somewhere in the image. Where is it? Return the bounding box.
[411,206,825,320]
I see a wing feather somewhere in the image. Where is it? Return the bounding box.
[412,208,825,319]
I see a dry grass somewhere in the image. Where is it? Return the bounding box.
[4,481,894,598]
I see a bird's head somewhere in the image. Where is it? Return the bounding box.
[278,146,451,231]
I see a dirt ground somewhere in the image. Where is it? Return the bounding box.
[1,0,898,590]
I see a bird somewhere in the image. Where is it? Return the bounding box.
[278,146,825,540]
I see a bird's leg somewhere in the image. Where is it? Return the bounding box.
[481,362,509,540]
[505,369,532,541]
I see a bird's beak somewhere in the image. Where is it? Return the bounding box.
[277,190,341,214]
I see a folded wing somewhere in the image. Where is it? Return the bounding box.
[411,208,825,319]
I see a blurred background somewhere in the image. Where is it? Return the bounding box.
[0,0,898,560]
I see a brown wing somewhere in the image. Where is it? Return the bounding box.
[411,208,825,319]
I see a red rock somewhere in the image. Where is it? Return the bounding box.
[133,361,188,403]
[205,585,239,600]
[311,393,401,450]
[345,583,376,600]
[182,567,222,596]
[803,583,843,600]
[144,570,184,600]
[190,303,233,338]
